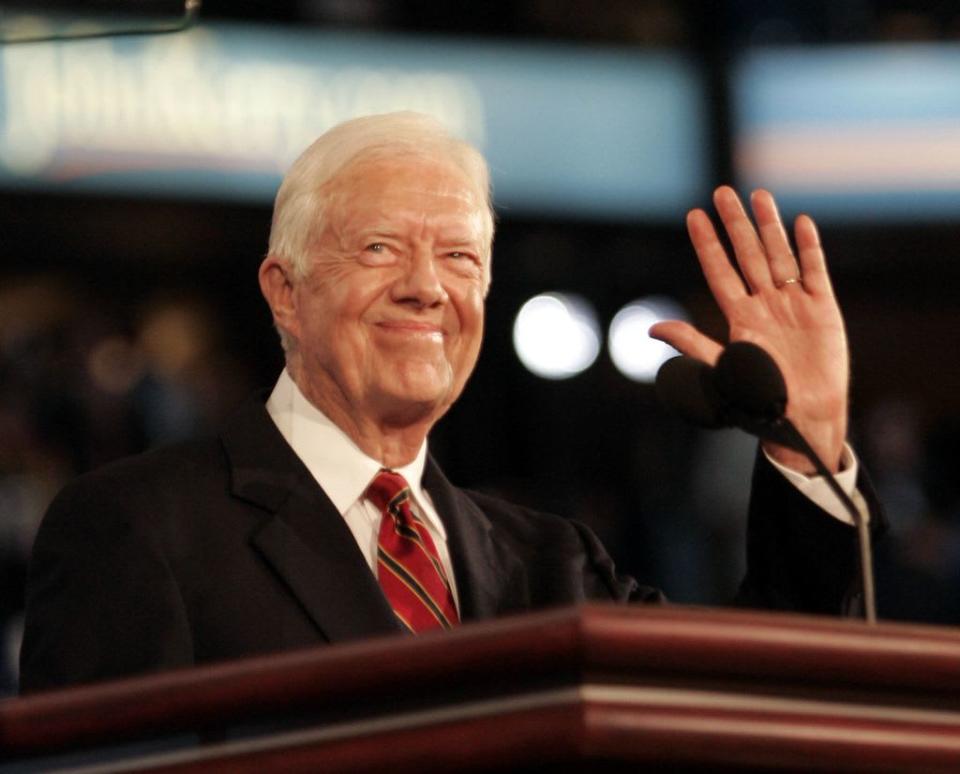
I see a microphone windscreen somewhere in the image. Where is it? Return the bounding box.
[713,342,787,421]
[655,356,726,428]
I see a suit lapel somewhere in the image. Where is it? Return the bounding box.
[423,457,524,621]
[221,397,403,644]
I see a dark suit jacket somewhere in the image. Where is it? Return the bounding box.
[19,396,872,693]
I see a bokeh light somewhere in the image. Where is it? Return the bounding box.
[608,296,688,383]
[513,293,601,379]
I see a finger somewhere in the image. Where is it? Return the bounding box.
[794,214,832,296]
[649,320,724,366]
[686,209,748,315]
[713,185,772,292]
[750,189,800,287]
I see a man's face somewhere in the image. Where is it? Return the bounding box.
[286,154,489,431]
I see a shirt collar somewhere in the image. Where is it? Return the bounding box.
[265,369,433,521]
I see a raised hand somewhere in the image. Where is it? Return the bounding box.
[650,186,848,474]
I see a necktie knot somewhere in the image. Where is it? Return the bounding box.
[366,469,410,515]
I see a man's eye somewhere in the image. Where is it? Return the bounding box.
[365,243,385,253]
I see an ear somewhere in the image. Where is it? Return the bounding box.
[259,255,300,342]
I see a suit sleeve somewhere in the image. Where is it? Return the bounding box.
[19,477,193,693]
[568,520,666,605]
[736,450,885,615]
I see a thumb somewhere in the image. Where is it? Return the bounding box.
[649,320,724,367]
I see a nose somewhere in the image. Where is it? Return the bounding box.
[393,246,448,308]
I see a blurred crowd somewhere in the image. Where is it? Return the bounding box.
[0,276,253,694]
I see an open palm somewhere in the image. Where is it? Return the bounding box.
[651,186,848,473]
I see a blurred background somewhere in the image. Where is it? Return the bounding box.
[2,0,960,695]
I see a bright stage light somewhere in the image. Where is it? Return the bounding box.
[513,293,601,380]
[608,296,687,383]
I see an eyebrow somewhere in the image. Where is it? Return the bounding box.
[361,230,403,240]
[352,226,481,246]
[437,235,482,246]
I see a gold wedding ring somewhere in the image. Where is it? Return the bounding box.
[775,277,801,288]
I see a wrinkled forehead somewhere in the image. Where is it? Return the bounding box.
[324,152,493,251]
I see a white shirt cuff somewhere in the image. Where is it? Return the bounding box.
[764,443,868,526]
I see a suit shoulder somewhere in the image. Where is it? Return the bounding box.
[43,437,227,528]
[64,436,224,492]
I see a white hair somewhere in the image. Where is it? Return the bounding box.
[267,111,495,281]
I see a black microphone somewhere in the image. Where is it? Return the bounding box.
[713,341,786,422]
[656,342,794,446]
[655,342,876,623]
[654,354,725,428]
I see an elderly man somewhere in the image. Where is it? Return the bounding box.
[19,113,873,693]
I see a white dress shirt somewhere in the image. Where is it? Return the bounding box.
[766,445,866,526]
[266,369,460,611]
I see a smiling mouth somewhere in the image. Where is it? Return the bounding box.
[376,321,445,339]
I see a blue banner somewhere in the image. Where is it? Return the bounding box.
[732,45,960,221]
[0,16,708,220]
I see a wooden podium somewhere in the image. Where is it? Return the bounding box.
[4,605,960,772]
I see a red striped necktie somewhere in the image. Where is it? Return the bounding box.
[367,469,459,633]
